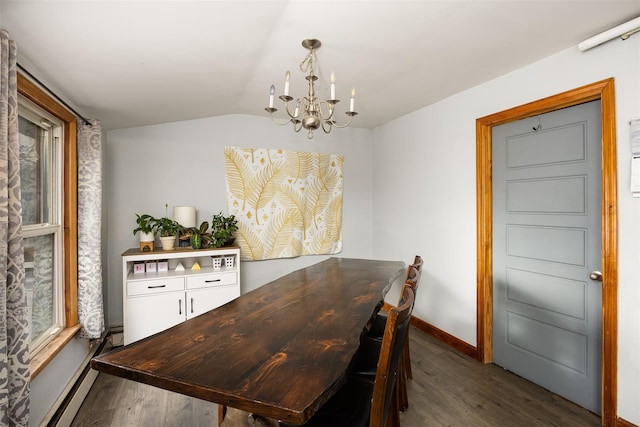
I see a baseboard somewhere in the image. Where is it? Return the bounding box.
[53,368,99,427]
[381,302,477,358]
[43,327,121,427]
[409,314,478,359]
[617,417,638,427]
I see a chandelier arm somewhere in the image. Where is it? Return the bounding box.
[326,112,358,129]
[267,111,295,126]
[280,97,302,120]
[317,101,336,122]
[321,121,333,134]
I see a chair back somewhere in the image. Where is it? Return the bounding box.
[369,285,415,427]
[412,255,424,272]
[406,265,421,294]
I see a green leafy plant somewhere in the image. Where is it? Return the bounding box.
[210,212,238,248]
[153,204,183,237]
[133,213,156,236]
[188,221,213,249]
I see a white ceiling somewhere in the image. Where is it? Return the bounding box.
[2,1,640,131]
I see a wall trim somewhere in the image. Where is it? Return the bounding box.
[382,302,477,359]
[43,327,120,427]
[617,417,638,427]
[409,314,477,359]
[475,78,618,425]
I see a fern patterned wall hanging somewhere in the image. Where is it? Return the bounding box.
[224,146,344,260]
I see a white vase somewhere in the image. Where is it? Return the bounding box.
[139,231,154,243]
[159,235,176,251]
[138,231,155,252]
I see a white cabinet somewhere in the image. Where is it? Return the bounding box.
[122,246,240,345]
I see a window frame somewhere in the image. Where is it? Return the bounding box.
[18,73,80,379]
[19,98,65,353]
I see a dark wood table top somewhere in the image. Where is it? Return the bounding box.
[91,257,405,425]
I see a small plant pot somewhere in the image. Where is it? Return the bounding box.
[139,231,154,242]
[139,231,155,251]
[224,256,235,268]
[212,256,222,270]
[159,235,176,251]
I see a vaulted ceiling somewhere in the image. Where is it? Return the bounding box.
[2,1,639,131]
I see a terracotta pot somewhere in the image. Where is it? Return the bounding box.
[159,235,176,251]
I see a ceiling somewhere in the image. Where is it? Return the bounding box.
[2,1,640,132]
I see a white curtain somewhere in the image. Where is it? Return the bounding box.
[77,119,104,339]
[0,29,30,427]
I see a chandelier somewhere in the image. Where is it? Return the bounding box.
[265,39,358,139]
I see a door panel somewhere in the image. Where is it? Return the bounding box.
[492,100,602,414]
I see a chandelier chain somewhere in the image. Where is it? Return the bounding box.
[299,50,316,74]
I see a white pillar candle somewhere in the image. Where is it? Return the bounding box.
[349,88,355,112]
[173,206,196,228]
[269,85,275,108]
[330,72,336,100]
[284,71,291,96]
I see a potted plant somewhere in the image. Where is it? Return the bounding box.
[153,204,183,251]
[133,213,156,251]
[210,212,238,248]
[188,221,213,250]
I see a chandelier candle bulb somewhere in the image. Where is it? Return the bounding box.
[350,88,355,112]
[330,72,336,100]
[284,71,291,96]
[294,100,300,117]
[269,85,275,108]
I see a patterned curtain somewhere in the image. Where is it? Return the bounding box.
[0,29,30,426]
[77,119,104,339]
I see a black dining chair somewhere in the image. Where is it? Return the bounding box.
[350,257,423,412]
[367,256,422,357]
[366,256,423,345]
[279,285,415,427]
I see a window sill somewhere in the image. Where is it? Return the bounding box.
[30,324,81,380]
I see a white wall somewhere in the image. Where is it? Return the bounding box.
[105,115,374,326]
[372,39,640,424]
[29,338,89,426]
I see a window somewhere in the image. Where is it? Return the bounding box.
[18,73,79,378]
[18,100,64,352]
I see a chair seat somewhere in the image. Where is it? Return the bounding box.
[279,376,374,427]
[365,312,388,341]
[349,337,382,377]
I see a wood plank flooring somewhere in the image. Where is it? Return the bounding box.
[71,327,601,426]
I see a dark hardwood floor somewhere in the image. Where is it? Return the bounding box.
[71,326,601,426]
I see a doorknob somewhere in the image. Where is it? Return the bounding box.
[589,271,603,281]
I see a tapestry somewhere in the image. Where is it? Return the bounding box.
[224,146,343,261]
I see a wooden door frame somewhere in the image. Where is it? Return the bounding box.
[476,78,617,426]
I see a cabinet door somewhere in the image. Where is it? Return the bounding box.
[125,291,185,345]
[186,286,240,319]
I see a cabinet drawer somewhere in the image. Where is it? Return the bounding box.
[187,271,237,290]
[127,277,184,296]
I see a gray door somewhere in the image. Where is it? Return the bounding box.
[492,100,602,414]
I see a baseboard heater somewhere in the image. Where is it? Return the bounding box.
[42,328,123,427]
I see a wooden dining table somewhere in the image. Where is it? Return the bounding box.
[91,257,405,425]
